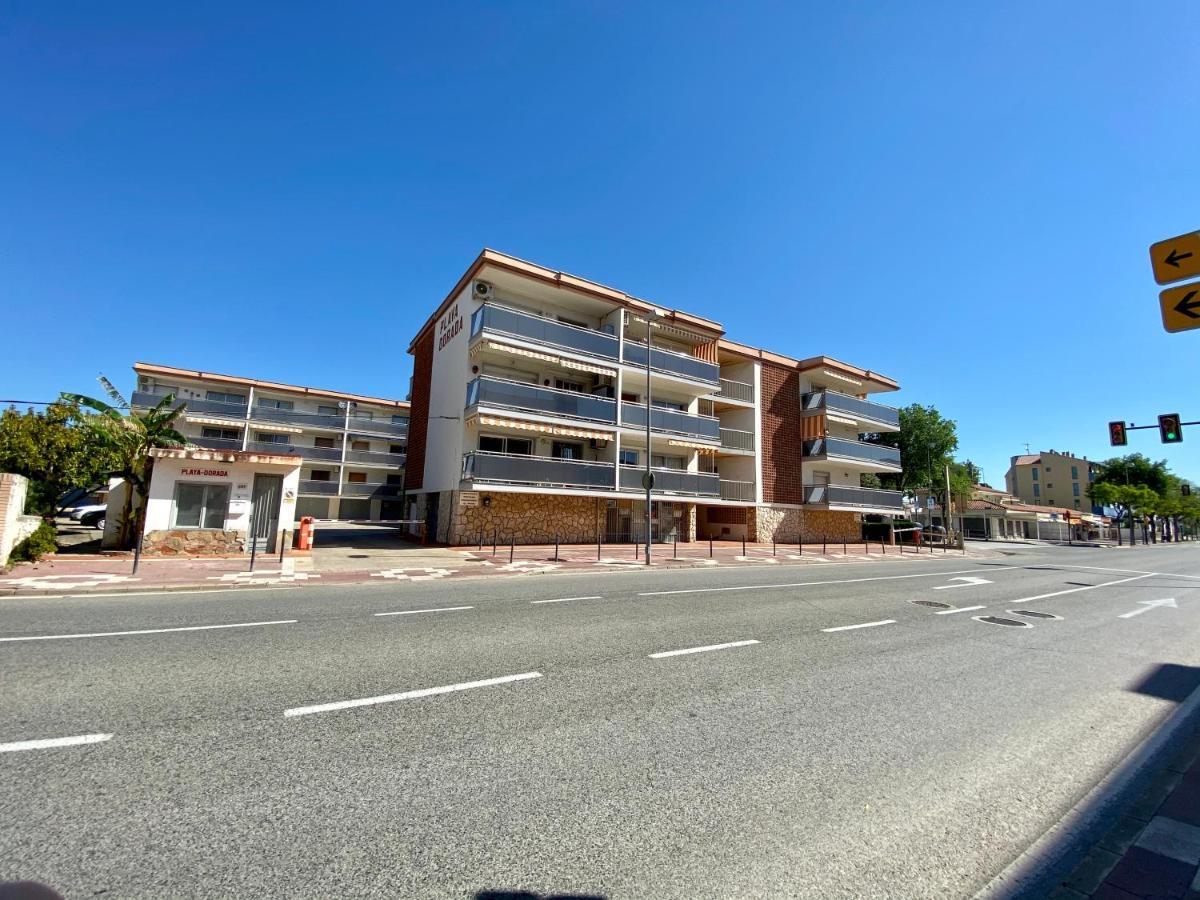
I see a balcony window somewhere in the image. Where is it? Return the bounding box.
[351,440,369,451]
[621,392,640,403]
[555,378,584,393]
[552,441,583,460]
[201,427,240,441]
[355,410,373,420]
[309,470,332,482]
[389,444,405,454]
[255,432,290,444]
[1031,468,1039,481]
[1073,483,1081,497]
[391,415,409,425]
[317,405,340,417]
[651,455,686,470]
[386,473,404,485]
[206,390,246,405]
[1071,465,1078,480]
[347,471,367,484]
[479,435,533,455]
[619,449,638,466]
[1033,484,1041,496]
[172,483,230,530]
[257,398,294,411]
[314,436,337,449]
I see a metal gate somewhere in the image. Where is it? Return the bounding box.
[249,474,282,554]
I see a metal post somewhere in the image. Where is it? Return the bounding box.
[673,536,678,559]
[742,537,746,557]
[493,528,497,556]
[709,536,713,558]
[248,505,258,572]
[772,539,776,557]
[822,536,826,555]
[132,529,143,576]
[509,537,514,564]
[635,538,639,560]
[944,463,954,549]
[843,539,847,555]
[644,312,656,566]
[554,535,559,562]
[478,528,483,550]
[597,531,602,561]
[279,530,287,563]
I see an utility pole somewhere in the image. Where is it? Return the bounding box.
[944,463,955,546]
[643,312,659,565]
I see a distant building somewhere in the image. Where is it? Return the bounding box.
[1005,450,1101,513]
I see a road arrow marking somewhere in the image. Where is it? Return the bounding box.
[1118,598,1178,620]
[933,576,993,590]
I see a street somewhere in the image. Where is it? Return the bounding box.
[2,544,1199,899]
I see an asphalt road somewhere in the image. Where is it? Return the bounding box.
[2,544,1199,899]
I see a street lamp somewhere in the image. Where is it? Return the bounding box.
[642,310,663,565]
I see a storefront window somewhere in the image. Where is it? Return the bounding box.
[172,483,230,529]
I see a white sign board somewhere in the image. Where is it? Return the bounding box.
[460,491,479,508]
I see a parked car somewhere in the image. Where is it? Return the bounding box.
[59,491,107,518]
[79,509,106,529]
[68,503,107,522]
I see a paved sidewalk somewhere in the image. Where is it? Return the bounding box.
[1053,726,1200,899]
[0,538,986,596]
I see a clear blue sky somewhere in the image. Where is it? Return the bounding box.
[3,2,1198,487]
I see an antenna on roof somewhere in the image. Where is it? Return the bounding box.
[1023,442,1030,454]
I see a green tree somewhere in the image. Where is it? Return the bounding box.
[62,377,188,549]
[1093,453,1170,494]
[866,404,959,493]
[0,400,122,514]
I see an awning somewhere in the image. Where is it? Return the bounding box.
[822,369,863,388]
[668,438,719,453]
[475,340,560,365]
[826,413,858,426]
[185,415,246,429]
[248,422,304,435]
[560,358,617,376]
[473,414,614,442]
[472,338,617,376]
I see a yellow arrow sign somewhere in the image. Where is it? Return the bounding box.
[1160,284,1200,333]
[1150,232,1200,284]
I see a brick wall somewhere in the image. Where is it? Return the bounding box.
[759,361,804,504]
[404,331,434,492]
[0,473,40,566]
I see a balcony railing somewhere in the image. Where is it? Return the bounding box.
[804,484,905,510]
[471,303,619,362]
[463,451,616,490]
[719,427,755,451]
[620,341,721,387]
[347,416,408,438]
[340,482,403,497]
[618,466,720,498]
[131,390,248,420]
[620,403,720,441]
[343,448,406,467]
[297,445,345,462]
[801,389,899,428]
[298,480,339,496]
[251,405,346,430]
[719,479,755,501]
[715,378,754,403]
[187,436,243,451]
[803,437,902,468]
[245,440,303,456]
[467,376,617,424]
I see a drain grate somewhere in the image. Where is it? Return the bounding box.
[1009,609,1061,620]
[974,616,1032,628]
[910,600,952,609]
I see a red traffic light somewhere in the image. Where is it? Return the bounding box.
[1158,413,1183,444]
[1108,421,1128,446]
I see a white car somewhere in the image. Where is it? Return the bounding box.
[68,504,107,523]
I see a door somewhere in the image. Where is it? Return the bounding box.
[250,474,283,554]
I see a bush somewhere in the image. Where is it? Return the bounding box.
[10,522,58,563]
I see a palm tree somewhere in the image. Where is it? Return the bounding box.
[62,376,188,549]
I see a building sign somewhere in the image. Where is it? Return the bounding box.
[181,468,229,477]
[460,491,479,507]
[437,302,463,352]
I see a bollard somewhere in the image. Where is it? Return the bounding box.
[822,536,826,555]
[279,531,287,564]
[635,538,640,560]
[742,537,746,557]
[709,537,713,558]
[798,535,802,556]
[843,539,847,556]
[881,538,886,555]
[772,539,776,557]
[597,533,602,561]
[479,528,483,551]
[554,535,559,562]
[493,528,497,556]
[509,537,514,564]
[132,530,143,575]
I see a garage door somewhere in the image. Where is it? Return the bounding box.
[338,498,371,520]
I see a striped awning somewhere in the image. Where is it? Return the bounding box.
[668,438,719,452]
[822,369,863,387]
[560,357,617,376]
[470,338,617,376]
[472,414,614,441]
[185,415,245,429]
[826,413,858,427]
[250,422,304,435]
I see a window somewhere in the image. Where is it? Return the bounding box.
[391,414,409,425]
[1045,465,1051,472]
[552,441,583,459]
[389,444,405,455]
[1073,483,1081,497]
[621,392,640,404]
[201,426,240,441]
[314,436,336,449]
[652,399,685,411]
[309,470,332,482]
[347,471,367,484]
[205,390,246,405]
[351,440,369,451]
[354,410,374,420]
[386,473,403,485]
[317,405,340,416]
[1033,484,1041,497]
[255,432,290,444]
[619,449,638,466]
[479,435,533,455]
[1071,465,1078,480]
[257,397,294,410]
[172,483,230,529]
[1046,482,1053,489]
[1031,468,1039,481]
[1074,499,1081,508]
[651,454,685,469]
[554,379,584,393]
[557,315,589,329]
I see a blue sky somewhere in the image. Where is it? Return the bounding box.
[3,2,1199,486]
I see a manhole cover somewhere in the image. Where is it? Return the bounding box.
[910,600,952,609]
[1009,610,1061,620]
[974,616,1032,628]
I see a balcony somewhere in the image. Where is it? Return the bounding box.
[347,415,408,438]
[463,451,616,490]
[245,440,303,457]
[251,405,346,430]
[719,479,755,501]
[188,436,243,451]
[343,448,406,467]
[471,303,619,362]
[714,378,754,403]
[801,389,899,430]
[803,484,904,511]
[719,427,754,451]
[618,466,719,498]
[298,445,346,462]
[620,403,720,441]
[803,437,902,470]
[298,480,339,496]
[466,376,617,424]
[340,482,403,497]
[131,390,247,420]
[620,341,720,387]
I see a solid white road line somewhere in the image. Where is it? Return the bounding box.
[0,733,112,753]
[1027,563,1200,580]
[531,596,602,604]
[373,606,474,617]
[935,605,986,615]
[649,639,761,658]
[3,587,300,600]
[639,566,1019,597]
[822,620,896,633]
[284,671,543,718]
[1009,573,1156,605]
[0,619,298,643]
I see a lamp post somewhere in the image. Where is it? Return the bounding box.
[643,311,660,565]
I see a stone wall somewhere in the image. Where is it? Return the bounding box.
[143,529,246,556]
[439,491,606,545]
[0,473,41,566]
[751,504,860,542]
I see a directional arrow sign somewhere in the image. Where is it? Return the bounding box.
[1159,285,1200,334]
[1150,232,1200,284]
[1118,598,1177,619]
[932,576,992,590]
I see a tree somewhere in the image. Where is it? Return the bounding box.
[865,404,959,493]
[62,377,188,549]
[0,400,122,514]
[1093,454,1170,494]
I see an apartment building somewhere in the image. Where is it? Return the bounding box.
[1005,449,1101,513]
[131,363,409,522]
[404,250,904,545]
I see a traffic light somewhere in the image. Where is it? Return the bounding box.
[1108,421,1128,446]
[1158,413,1183,443]
[1183,483,1192,497]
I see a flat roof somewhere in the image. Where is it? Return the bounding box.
[134,362,410,410]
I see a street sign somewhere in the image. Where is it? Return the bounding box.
[1150,232,1200,284]
[926,497,934,509]
[641,472,655,491]
[1160,284,1200,333]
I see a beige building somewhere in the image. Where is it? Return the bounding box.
[1005,450,1101,513]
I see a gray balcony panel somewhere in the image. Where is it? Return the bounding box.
[621,341,720,386]
[298,480,339,496]
[463,451,615,490]
[618,467,719,497]
[620,403,720,441]
[343,449,406,466]
[715,378,754,403]
[347,417,408,438]
[467,376,617,424]
[188,436,243,451]
[801,390,900,428]
[719,480,755,501]
[340,482,403,497]
[471,304,619,361]
[719,427,755,451]
[131,390,248,420]
[804,484,904,510]
[251,406,346,429]
[245,440,303,456]
[803,437,901,467]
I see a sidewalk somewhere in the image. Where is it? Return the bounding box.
[0,538,988,596]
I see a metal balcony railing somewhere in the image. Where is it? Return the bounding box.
[715,378,754,403]
[251,405,346,429]
[131,390,248,420]
[340,482,403,497]
[618,466,720,497]
[187,436,243,451]
[471,303,619,361]
[347,416,408,438]
[297,445,345,462]
[466,376,617,424]
[803,437,902,468]
[719,427,754,451]
[719,479,755,501]
[298,480,339,496]
[620,403,720,441]
[343,448,406,467]
[620,340,721,386]
[463,451,616,490]
[803,484,904,510]
[801,389,899,428]
[245,440,303,456]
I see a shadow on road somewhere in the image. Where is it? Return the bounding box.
[475,892,606,900]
